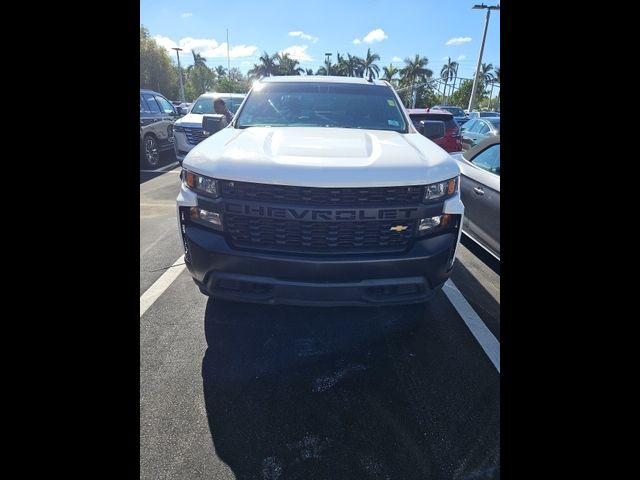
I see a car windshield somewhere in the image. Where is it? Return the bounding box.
[480,112,499,117]
[236,82,408,132]
[190,96,244,114]
[439,106,465,117]
[488,119,500,133]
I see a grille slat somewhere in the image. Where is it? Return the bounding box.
[220,181,422,206]
[184,127,208,145]
[226,215,415,254]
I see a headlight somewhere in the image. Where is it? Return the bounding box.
[182,170,219,197]
[423,176,458,202]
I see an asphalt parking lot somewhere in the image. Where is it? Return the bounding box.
[140,166,500,480]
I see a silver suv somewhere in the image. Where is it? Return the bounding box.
[173,92,246,163]
[140,89,179,168]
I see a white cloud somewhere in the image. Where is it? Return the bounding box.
[181,12,192,18]
[352,38,361,45]
[457,55,466,61]
[446,36,472,46]
[288,31,319,43]
[153,35,258,59]
[362,28,388,44]
[441,56,449,61]
[391,56,402,62]
[279,45,313,62]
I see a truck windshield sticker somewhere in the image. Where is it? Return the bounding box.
[387,99,396,107]
[388,119,400,127]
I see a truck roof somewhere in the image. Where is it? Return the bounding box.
[258,75,389,87]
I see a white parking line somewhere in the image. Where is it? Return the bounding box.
[140,161,180,173]
[140,255,186,318]
[443,280,500,373]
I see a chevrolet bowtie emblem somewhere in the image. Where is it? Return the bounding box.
[389,225,408,232]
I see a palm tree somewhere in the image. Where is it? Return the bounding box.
[347,54,363,77]
[247,51,279,79]
[440,57,458,104]
[188,50,210,94]
[381,63,399,83]
[275,53,304,75]
[334,53,349,76]
[191,50,207,68]
[304,68,314,76]
[479,63,495,92]
[215,65,227,77]
[362,48,381,80]
[399,54,433,107]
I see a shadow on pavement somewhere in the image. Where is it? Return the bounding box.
[460,234,500,275]
[140,151,179,185]
[201,297,500,480]
[450,261,500,340]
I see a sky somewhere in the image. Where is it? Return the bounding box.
[140,0,500,90]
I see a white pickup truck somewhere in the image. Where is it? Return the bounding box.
[177,76,464,306]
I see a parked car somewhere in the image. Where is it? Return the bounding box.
[177,76,464,305]
[407,108,462,153]
[173,92,246,163]
[451,136,500,259]
[469,111,500,119]
[459,117,500,151]
[176,102,192,115]
[140,89,180,168]
[430,105,469,126]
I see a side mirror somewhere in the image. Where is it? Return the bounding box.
[176,107,185,116]
[419,120,445,140]
[202,114,226,136]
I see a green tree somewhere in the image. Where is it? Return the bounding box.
[381,64,399,83]
[449,79,475,108]
[440,57,458,104]
[185,49,214,96]
[248,51,279,79]
[346,54,363,77]
[275,53,304,75]
[140,25,178,98]
[215,65,227,77]
[217,68,250,93]
[362,48,381,80]
[399,54,433,107]
[304,68,314,76]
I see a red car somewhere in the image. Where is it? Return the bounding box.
[407,108,462,153]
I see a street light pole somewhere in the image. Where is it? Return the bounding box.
[325,53,332,76]
[172,47,186,102]
[468,3,499,112]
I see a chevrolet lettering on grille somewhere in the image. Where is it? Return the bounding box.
[224,202,420,222]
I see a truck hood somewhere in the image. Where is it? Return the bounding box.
[183,127,460,188]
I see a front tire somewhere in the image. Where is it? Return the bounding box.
[141,134,160,169]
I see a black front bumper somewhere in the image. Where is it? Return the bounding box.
[182,223,457,306]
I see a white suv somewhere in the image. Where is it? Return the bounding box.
[173,92,246,163]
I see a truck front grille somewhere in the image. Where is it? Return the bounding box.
[225,215,415,254]
[220,181,423,206]
[184,126,208,145]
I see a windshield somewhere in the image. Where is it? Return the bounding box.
[190,96,245,115]
[440,106,465,117]
[236,82,408,132]
[488,119,500,133]
[480,112,500,117]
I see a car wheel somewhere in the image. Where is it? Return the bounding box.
[142,135,160,169]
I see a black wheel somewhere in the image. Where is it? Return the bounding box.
[141,134,160,169]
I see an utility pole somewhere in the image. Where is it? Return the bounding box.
[226,29,230,75]
[325,53,332,76]
[468,3,499,112]
[172,47,186,102]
